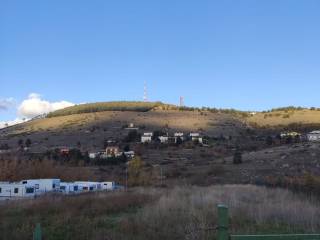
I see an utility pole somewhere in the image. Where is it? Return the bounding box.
[125,167,128,191]
[180,96,184,107]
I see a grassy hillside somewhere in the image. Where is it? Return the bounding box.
[247,108,320,128]
[47,101,172,118]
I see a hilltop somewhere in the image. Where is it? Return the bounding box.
[46,101,175,118]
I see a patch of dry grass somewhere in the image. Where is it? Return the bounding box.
[248,109,320,127]
[127,185,320,240]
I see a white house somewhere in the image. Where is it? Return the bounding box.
[141,133,153,143]
[89,152,99,159]
[124,151,135,158]
[174,132,184,142]
[0,183,35,198]
[20,179,61,194]
[59,182,79,194]
[190,133,203,143]
[101,182,116,191]
[159,136,169,143]
[307,131,320,142]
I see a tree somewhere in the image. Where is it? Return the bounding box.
[125,130,140,142]
[286,136,293,144]
[233,150,242,164]
[266,136,273,146]
[0,143,9,150]
[25,139,32,148]
[152,130,165,141]
[124,144,130,152]
[18,139,23,148]
[176,137,183,145]
[128,156,150,186]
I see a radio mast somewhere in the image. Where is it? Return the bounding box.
[143,81,148,102]
[180,96,184,107]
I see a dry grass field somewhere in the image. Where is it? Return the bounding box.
[247,109,320,127]
[0,185,319,240]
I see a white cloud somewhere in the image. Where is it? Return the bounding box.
[0,98,15,111]
[17,93,75,118]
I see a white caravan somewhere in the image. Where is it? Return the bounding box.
[20,179,61,194]
[75,181,101,192]
[0,183,35,198]
[101,182,116,191]
[59,182,79,194]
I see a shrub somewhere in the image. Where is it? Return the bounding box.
[233,150,243,164]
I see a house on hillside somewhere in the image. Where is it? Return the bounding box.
[159,136,169,143]
[106,146,120,157]
[89,152,99,159]
[125,123,139,130]
[141,133,153,143]
[280,132,301,139]
[59,147,70,155]
[190,133,203,144]
[307,131,320,142]
[174,132,184,143]
[124,151,135,158]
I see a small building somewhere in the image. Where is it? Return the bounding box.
[89,152,99,159]
[20,179,61,194]
[59,182,79,194]
[106,146,120,157]
[124,151,135,158]
[0,183,35,198]
[60,147,70,155]
[159,136,169,143]
[307,131,320,142]
[125,123,139,130]
[141,133,153,143]
[174,132,184,143]
[280,132,301,138]
[190,133,203,143]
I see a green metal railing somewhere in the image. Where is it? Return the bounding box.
[217,205,320,240]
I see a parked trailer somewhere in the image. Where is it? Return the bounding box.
[0,183,35,198]
[20,179,61,194]
[101,182,116,191]
[59,182,79,194]
[75,182,101,192]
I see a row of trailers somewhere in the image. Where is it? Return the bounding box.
[0,179,116,199]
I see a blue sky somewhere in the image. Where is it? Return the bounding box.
[1,0,320,122]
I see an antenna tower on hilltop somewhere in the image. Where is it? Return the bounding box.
[143,81,148,102]
[180,96,184,107]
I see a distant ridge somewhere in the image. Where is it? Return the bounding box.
[46,101,174,118]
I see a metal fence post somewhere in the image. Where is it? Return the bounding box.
[33,223,42,240]
[217,204,229,240]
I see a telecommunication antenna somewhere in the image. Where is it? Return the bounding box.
[143,81,148,102]
[180,96,184,107]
